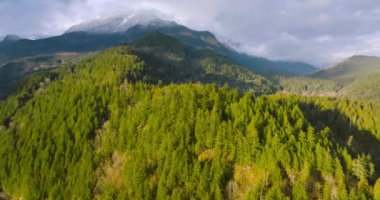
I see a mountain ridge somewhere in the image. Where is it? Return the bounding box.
[0,12,316,77]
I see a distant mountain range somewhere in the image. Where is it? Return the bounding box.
[0,11,316,76]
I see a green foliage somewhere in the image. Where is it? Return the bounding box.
[0,46,144,199]
[0,71,59,127]
[0,45,379,200]
[375,178,380,200]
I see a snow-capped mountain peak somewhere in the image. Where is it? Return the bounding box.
[65,10,177,34]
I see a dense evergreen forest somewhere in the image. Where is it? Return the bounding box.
[0,43,380,200]
[338,72,380,101]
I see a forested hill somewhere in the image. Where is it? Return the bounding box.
[128,32,276,93]
[311,55,380,83]
[0,33,380,199]
[338,72,380,101]
[276,55,380,100]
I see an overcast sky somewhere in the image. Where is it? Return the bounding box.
[1,0,380,66]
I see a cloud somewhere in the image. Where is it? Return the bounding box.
[1,0,380,66]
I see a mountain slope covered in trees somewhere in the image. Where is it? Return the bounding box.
[338,72,380,101]
[129,32,276,93]
[311,55,380,84]
[276,55,380,101]
[0,41,380,199]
